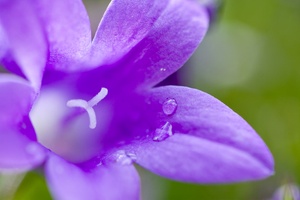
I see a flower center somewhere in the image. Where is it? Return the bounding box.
[30,87,110,162]
[66,87,108,129]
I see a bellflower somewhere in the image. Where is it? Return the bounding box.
[0,0,274,199]
[272,184,300,200]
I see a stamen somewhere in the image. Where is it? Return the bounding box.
[66,87,108,129]
[86,107,97,129]
[89,88,108,107]
[66,99,88,109]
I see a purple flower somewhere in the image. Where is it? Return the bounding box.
[0,0,274,199]
[272,184,300,200]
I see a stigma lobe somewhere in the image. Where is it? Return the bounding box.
[66,88,108,129]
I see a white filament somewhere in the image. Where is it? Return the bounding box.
[89,88,108,107]
[66,88,108,129]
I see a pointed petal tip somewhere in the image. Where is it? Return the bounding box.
[126,86,275,184]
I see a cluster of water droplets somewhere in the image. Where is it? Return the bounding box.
[153,121,173,141]
[96,150,137,166]
[93,98,178,167]
[93,150,138,167]
[152,98,178,142]
[115,150,137,165]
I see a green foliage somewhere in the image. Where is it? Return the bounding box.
[13,171,51,200]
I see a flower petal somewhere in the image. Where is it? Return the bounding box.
[127,86,273,183]
[106,0,209,89]
[45,154,141,200]
[36,0,91,71]
[0,128,46,172]
[130,134,272,183]
[0,74,36,127]
[88,0,168,68]
[0,0,47,89]
[75,0,209,89]
[0,23,8,59]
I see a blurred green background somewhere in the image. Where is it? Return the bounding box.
[1,0,300,199]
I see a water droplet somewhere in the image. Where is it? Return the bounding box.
[134,135,141,139]
[146,129,150,133]
[26,143,44,161]
[96,161,103,167]
[153,122,173,142]
[160,68,166,72]
[162,98,177,116]
[26,143,38,154]
[115,150,135,165]
[117,140,126,145]
[21,123,27,129]
[126,152,137,161]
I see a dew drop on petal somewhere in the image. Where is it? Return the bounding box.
[134,135,141,140]
[26,142,44,161]
[115,150,136,165]
[96,161,102,167]
[153,122,173,142]
[117,140,126,145]
[126,152,137,161]
[21,123,27,130]
[162,98,177,116]
[160,68,166,72]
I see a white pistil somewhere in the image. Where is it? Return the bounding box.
[66,88,108,129]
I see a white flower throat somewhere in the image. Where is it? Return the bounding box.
[66,87,108,129]
[30,87,109,162]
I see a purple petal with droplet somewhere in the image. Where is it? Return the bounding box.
[123,86,273,183]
